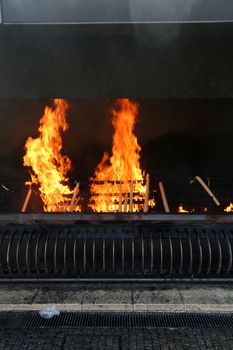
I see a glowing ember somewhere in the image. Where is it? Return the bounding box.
[178,204,189,213]
[23,99,80,212]
[90,99,155,212]
[224,203,233,212]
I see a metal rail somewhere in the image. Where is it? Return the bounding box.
[1,213,233,225]
[0,224,232,281]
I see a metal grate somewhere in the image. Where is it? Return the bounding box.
[0,311,233,329]
[0,224,233,281]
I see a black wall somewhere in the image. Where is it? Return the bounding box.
[0,23,233,98]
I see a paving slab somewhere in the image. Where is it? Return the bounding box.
[0,285,37,304]
[180,286,233,304]
[133,289,182,304]
[0,284,232,312]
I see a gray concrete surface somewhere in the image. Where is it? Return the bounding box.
[0,284,232,312]
[1,327,233,349]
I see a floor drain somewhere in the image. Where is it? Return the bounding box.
[0,312,233,328]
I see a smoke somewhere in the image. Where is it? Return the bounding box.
[128,0,197,22]
[128,0,198,47]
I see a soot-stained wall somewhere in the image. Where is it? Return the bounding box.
[0,23,233,98]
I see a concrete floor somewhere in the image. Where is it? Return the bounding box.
[1,327,233,349]
[0,283,232,349]
[0,283,232,312]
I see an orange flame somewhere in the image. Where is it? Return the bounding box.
[90,99,154,212]
[224,203,233,212]
[178,204,189,213]
[23,99,80,212]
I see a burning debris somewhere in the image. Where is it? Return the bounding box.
[224,203,233,212]
[23,99,80,212]
[89,99,155,212]
[178,204,190,213]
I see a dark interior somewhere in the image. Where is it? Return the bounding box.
[1,98,233,180]
[1,14,233,213]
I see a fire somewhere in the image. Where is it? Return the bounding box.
[23,99,80,212]
[224,203,233,212]
[90,99,154,212]
[178,204,189,213]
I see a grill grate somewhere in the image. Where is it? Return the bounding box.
[0,311,233,329]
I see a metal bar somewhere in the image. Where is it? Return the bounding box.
[205,230,212,275]
[44,230,50,274]
[187,229,193,275]
[73,233,77,273]
[112,238,115,273]
[0,278,233,283]
[159,231,163,274]
[224,230,232,274]
[54,230,60,274]
[177,230,183,275]
[168,231,173,275]
[150,231,153,273]
[63,230,69,274]
[25,230,33,274]
[92,236,96,272]
[16,230,25,274]
[131,234,135,273]
[103,234,105,273]
[215,230,222,275]
[122,238,125,273]
[83,232,87,273]
[3,213,233,224]
[141,236,144,274]
[0,229,7,274]
[6,229,16,274]
[196,230,203,275]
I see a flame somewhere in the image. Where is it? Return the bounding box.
[178,204,189,213]
[90,99,154,212]
[224,203,233,212]
[23,99,80,212]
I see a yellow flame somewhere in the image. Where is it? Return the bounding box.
[178,204,189,213]
[23,99,80,212]
[90,99,154,212]
[224,203,233,212]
